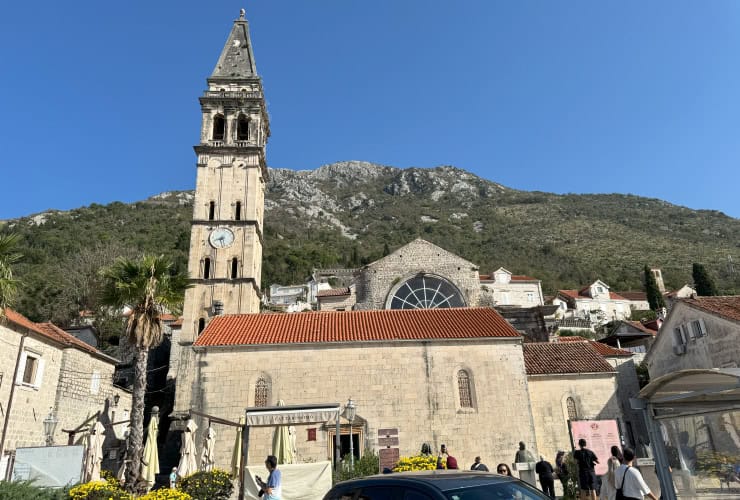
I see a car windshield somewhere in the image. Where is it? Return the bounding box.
[444,481,548,500]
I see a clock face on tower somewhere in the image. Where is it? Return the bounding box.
[209,227,235,249]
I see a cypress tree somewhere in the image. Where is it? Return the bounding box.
[643,265,665,310]
[692,263,718,296]
[382,242,390,257]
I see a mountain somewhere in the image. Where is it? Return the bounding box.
[3,161,740,327]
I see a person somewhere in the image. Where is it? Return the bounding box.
[437,444,449,469]
[556,451,569,494]
[169,467,177,489]
[446,456,459,470]
[599,446,622,500]
[535,456,556,499]
[471,456,490,472]
[256,455,282,500]
[614,448,657,500]
[497,463,514,476]
[515,441,535,463]
[573,438,599,500]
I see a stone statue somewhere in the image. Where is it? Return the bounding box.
[515,441,535,463]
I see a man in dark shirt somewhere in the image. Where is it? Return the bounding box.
[573,439,599,500]
[470,456,489,472]
[535,456,555,499]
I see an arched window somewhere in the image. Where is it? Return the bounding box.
[237,115,249,141]
[387,275,466,309]
[197,318,206,334]
[208,201,215,221]
[255,377,269,407]
[212,114,225,141]
[203,258,211,279]
[231,258,238,279]
[566,397,578,421]
[235,201,242,221]
[457,370,473,408]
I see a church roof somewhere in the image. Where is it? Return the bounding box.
[523,342,616,375]
[193,307,521,347]
[210,10,258,80]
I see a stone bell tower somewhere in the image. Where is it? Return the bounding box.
[173,9,269,412]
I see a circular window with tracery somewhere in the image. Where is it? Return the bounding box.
[386,275,466,309]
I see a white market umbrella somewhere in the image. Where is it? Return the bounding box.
[272,400,295,464]
[231,416,245,479]
[200,426,216,472]
[141,416,160,488]
[177,419,199,478]
[83,421,105,482]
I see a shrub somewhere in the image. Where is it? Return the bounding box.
[334,450,380,483]
[0,480,69,500]
[392,454,437,472]
[140,488,192,500]
[177,469,233,500]
[68,480,130,500]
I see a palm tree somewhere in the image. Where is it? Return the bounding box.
[100,255,190,491]
[0,233,22,315]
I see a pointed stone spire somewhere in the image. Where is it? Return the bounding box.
[210,9,258,80]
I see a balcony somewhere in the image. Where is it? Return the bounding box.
[204,90,262,99]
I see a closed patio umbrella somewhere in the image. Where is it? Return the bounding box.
[83,421,105,482]
[231,416,244,479]
[272,400,295,464]
[141,414,160,488]
[177,418,198,478]
[200,426,216,472]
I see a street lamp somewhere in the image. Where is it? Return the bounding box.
[345,398,357,470]
[43,408,58,446]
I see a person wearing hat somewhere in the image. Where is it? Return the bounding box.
[446,455,459,470]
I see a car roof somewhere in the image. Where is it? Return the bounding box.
[332,470,516,492]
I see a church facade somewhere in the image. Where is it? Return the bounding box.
[169,11,630,475]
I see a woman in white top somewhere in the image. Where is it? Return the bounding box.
[600,445,623,500]
[614,448,657,500]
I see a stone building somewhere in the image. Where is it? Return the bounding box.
[553,280,632,326]
[317,286,356,311]
[0,309,131,474]
[479,268,544,307]
[354,239,481,310]
[189,307,538,470]
[523,342,623,462]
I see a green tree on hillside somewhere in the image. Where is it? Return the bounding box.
[643,265,666,310]
[692,263,718,296]
[0,233,22,314]
[100,255,190,492]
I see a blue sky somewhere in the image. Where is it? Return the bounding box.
[2,1,740,219]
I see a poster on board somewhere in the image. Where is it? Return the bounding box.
[569,420,620,476]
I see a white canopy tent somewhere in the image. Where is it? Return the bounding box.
[631,368,740,500]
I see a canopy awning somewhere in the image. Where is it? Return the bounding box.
[638,368,740,419]
[245,403,340,427]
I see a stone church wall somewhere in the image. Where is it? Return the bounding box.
[189,338,537,473]
[355,240,480,310]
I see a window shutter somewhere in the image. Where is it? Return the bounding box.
[15,352,28,384]
[699,318,707,337]
[34,357,45,387]
[680,325,689,344]
[687,322,696,340]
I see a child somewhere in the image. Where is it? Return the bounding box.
[169,467,178,489]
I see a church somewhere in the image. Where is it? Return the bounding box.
[168,11,630,474]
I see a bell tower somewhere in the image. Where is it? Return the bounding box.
[180,9,269,345]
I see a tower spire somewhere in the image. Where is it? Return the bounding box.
[210,9,258,80]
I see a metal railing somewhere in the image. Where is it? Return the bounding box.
[204,91,261,99]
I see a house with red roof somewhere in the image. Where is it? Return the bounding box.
[646,296,740,379]
[0,309,131,474]
[479,267,544,307]
[552,280,632,326]
[316,285,356,311]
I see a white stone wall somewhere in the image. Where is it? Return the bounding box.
[188,338,537,472]
[480,282,543,307]
[527,373,622,464]
[318,293,356,311]
[647,302,740,379]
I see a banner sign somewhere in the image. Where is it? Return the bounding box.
[569,420,620,476]
[245,407,339,427]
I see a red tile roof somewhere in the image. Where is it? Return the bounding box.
[558,289,627,301]
[627,321,658,336]
[554,336,633,357]
[194,307,521,347]
[511,275,538,281]
[160,313,177,321]
[683,296,740,323]
[618,291,648,301]
[317,287,351,298]
[3,308,115,361]
[523,342,616,375]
